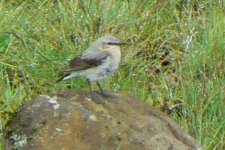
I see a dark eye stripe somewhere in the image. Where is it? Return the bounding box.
[107,42,125,45]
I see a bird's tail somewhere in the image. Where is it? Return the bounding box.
[56,72,78,83]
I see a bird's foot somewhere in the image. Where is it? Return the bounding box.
[96,91,114,98]
[56,92,66,97]
[88,94,105,105]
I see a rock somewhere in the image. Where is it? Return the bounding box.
[3,90,202,150]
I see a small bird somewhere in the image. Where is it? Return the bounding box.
[56,35,124,99]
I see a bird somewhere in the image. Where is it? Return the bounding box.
[56,35,124,99]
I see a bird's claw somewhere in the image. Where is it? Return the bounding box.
[95,91,114,98]
[89,94,105,105]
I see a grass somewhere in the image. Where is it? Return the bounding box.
[0,0,224,149]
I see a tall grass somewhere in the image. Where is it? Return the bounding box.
[0,1,224,149]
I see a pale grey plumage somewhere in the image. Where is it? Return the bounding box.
[56,35,124,98]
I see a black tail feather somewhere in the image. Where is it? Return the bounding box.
[56,73,70,83]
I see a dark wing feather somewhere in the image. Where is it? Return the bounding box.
[59,52,109,72]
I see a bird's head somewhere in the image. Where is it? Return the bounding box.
[97,35,125,51]
[101,35,125,45]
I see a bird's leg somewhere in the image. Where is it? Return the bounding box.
[96,82,112,98]
[87,79,93,94]
[86,79,104,104]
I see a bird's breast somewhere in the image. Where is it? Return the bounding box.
[100,59,119,75]
[82,46,121,82]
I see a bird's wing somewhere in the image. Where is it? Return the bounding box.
[59,51,109,72]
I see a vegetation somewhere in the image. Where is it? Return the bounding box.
[0,0,224,149]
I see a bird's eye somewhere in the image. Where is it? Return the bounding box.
[107,42,115,45]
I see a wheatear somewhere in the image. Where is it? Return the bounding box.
[56,35,124,98]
